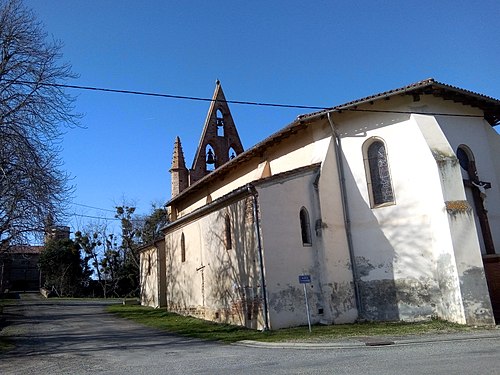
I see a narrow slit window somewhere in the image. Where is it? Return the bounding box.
[299,207,312,246]
[225,214,232,250]
[180,233,186,262]
[365,140,395,207]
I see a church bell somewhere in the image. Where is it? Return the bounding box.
[206,149,215,165]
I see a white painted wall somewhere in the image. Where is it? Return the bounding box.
[140,247,160,308]
[331,94,496,324]
[438,114,500,254]
[164,196,264,329]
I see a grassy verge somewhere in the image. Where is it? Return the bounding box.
[107,304,476,344]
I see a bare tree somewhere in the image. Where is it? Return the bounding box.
[0,0,78,251]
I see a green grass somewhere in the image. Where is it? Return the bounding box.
[107,304,476,344]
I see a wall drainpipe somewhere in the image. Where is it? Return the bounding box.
[327,112,363,319]
[247,184,270,331]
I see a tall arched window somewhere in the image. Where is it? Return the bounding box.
[299,207,312,246]
[180,233,186,263]
[364,139,395,207]
[225,214,232,250]
[216,109,224,137]
[205,144,216,171]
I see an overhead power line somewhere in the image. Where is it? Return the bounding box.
[71,202,116,213]
[70,212,143,222]
[5,79,491,120]
[6,79,328,110]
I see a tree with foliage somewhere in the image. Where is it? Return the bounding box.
[39,238,88,297]
[0,0,78,252]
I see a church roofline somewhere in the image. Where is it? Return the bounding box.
[167,79,500,207]
[299,78,500,125]
[166,117,311,207]
[164,164,321,230]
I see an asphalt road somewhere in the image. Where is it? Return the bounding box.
[1,295,499,375]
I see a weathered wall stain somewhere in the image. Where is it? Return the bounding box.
[269,285,305,314]
[355,256,376,278]
[460,267,495,325]
[327,281,356,320]
[359,278,442,321]
[359,279,399,321]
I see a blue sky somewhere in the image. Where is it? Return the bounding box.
[24,0,500,234]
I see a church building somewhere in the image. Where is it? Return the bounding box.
[140,79,500,330]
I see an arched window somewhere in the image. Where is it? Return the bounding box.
[180,233,186,262]
[457,144,473,173]
[364,139,395,207]
[225,214,232,250]
[205,144,216,171]
[228,146,237,160]
[299,207,312,246]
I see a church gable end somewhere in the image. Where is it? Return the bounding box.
[189,80,244,184]
[169,81,244,199]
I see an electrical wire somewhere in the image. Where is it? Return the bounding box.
[70,212,143,222]
[71,202,116,213]
[5,79,494,121]
[6,79,328,110]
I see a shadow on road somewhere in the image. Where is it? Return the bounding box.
[1,293,218,360]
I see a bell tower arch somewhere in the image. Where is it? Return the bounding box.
[189,80,244,184]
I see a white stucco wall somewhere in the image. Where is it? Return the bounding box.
[437,113,500,254]
[140,247,160,308]
[337,105,444,321]
[332,95,495,324]
[164,196,264,329]
[257,167,355,329]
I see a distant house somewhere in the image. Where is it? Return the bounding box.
[0,245,43,292]
[0,225,71,293]
[141,79,500,329]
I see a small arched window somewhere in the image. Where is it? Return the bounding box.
[299,207,312,246]
[457,144,474,173]
[364,139,395,207]
[180,233,186,263]
[225,214,232,250]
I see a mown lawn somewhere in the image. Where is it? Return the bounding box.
[107,304,475,344]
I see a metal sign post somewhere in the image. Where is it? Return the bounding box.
[298,274,312,333]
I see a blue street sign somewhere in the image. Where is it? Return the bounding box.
[299,274,311,284]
